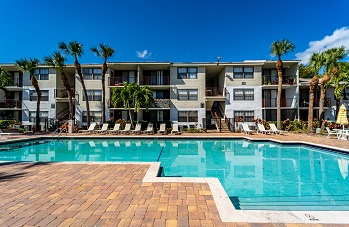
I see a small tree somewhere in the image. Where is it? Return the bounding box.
[133,85,154,124]
[0,67,12,96]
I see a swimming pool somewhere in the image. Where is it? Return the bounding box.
[1,138,349,211]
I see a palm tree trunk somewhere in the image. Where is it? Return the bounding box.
[276,59,283,130]
[319,73,330,128]
[75,61,90,126]
[308,75,319,133]
[31,75,41,131]
[60,71,73,120]
[101,63,108,123]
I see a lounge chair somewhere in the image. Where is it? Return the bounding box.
[94,123,109,134]
[0,129,19,138]
[257,124,272,134]
[79,123,97,133]
[269,123,287,135]
[171,124,181,135]
[338,130,349,140]
[108,123,121,134]
[143,124,154,134]
[158,123,167,135]
[120,123,131,134]
[241,123,256,134]
[325,127,339,139]
[131,124,142,134]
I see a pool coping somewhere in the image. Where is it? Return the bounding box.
[1,135,349,223]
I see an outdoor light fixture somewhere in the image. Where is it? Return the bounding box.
[217,57,221,65]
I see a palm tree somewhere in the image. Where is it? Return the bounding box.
[133,85,154,124]
[0,67,12,96]
[44,51,74,120]
[91,44,116,123]
[111,82,137,126]
[324,46,347,116]
[58,41,90,126]
[331,62,349,106]
[307,52,323,133]
[270,39,295,129]
[15,58,40,131]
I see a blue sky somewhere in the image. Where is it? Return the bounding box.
[1,0,349,64]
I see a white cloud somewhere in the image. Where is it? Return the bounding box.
[295,27,349,64]
[136,49,152,59]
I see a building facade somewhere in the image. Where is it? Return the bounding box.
[1,60,347,131]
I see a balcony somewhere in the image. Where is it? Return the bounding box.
[300,98,331,107]
[54,89,79,102]
[263,75,296,85]
[4,78,22,87]
[262,98,296,108]
[0,99,22,109]
[139,76,170,86]
[206,87,223,96]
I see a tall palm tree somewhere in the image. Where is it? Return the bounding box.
[44,51,74,120]
[91,44,116,123]
[15,58,40,131]
[270,39,295,129]
[307,52,323,133]
[59,41,90,126]
[324,46,347,116]
[133,85,154,124]
[0,67,12,96]
[111,82,137,126]
[331,62,349,106]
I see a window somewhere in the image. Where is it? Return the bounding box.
[82,68,102,80]
[34,68,49,80]
[82,111,102,122]
[122,71,136,83]
[178,111,198,122]
[177,67,197,79]
[83,90,102,101]
[29,111,48,122]
[342,89,349,100]
[234,111,254,122]
[177,89,198,100]
[233,67,254,79]
[233,89,254,100]
[152,90,170,99]
[30,90,49,101]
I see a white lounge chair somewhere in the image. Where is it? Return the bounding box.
[325,127,339,139]
[78,123,97,134]
[108,123,121,134]
[94,123,109,134]
[171,124,181,135]
[131,124,142,134]
[158,123,167,134]
[0,129,19,138]
[338,130,349,140]
[242,123,256,134]
[269,123,287,135]
[143,124,154,134]
[257,124,272,134]
[120,123,131,134]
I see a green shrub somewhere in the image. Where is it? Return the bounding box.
[0,120,15,129]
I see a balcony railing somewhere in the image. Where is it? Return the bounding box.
[139,76,170,85]
[263,75,296,85]
[109,77,137,86]
[262,98,296,108]
[4,78,22,87]
[206,87,223,96]
[108,99,170,108]
[54,89,79,101]
[300,98,331,107]
[0,99,22,108]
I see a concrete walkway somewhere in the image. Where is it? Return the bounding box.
[0,132,349,226]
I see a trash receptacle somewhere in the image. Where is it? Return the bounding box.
[68,120,74,133]
[316,128,321,134]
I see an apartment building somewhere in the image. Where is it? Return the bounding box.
[2,60,346,131]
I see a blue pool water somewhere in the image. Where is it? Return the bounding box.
[1,138,349,211]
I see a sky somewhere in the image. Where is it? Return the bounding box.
[1,0,349,65]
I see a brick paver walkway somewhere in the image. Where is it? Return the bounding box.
[0,133,349,226]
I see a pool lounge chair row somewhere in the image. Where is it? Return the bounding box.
[78,123,182,135]
[242,123,287,135]
[0,129,19,138]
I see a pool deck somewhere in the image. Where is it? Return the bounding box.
[1,132,349,226]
